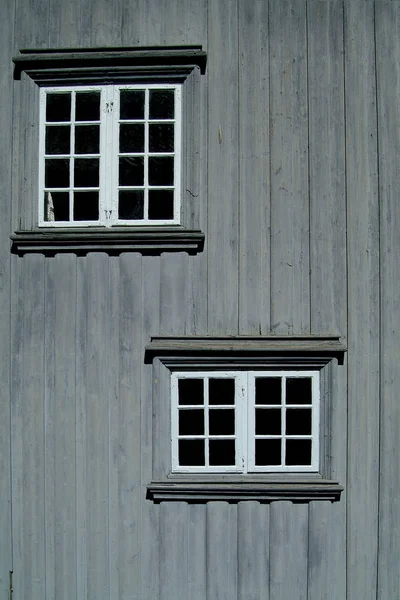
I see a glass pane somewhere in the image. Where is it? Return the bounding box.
[148,190,174,220]
[119,124,144,153]
[45,126,70,154]
[75,92,100,121]
[119,157,144,186]
[148,157,174,185]
[286,409,312,435]
[285,439,312,466]
[118,190,144,220]
[149,124,174,152]
[179,409,204,435]
[120,90,145,120]
[209,440,235,466]
[286,378,312,405]
[179,440,204,466]
[75,125,100,154]
[255,439,281,466]
[73,191,99,221]
[46,93,71,122]
[255,408,281,435]
[149,89,174,119]
[44,191,69,221]
[45,159,69,188]
[255,377,281,405]
[74,159,99,187]
[209,409,235,435]
[209,378,235,405]
[178,379,204,405]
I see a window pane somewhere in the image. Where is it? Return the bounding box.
[45,159,69,188]
[208,378,235,405]
[255,408,281,435]
[255,439,281,466]
[149,157,174,186]
[73,191,99,221]
[149,124,174,152]
[46,93,71,122]
[209,378,235,405]
[286,408,312,435]
[255,377,281,405]
[286,378,312,405]
[120,90,145,120]
[148,190,174,220]
[45,126,70,154]
[44,192,69,221]
[209,409,235,435]
[118,190,144,220]
[75,92,100,121]
[179,409,204,435]
[178,379,204,405]
[149,89,174,119]
[285,440,312,466]
[179,440,204,466]
[119,124,144,153]
[75,125,100,154]
[209,440,235,466]
[74,159,99,187]
[119,157,144,186]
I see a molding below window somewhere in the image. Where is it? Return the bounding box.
[11,227,205,255]
[147,479,344,503]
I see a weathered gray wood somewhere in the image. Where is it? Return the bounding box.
[269,502,308,599]
[237,502,269,600]
[238,0,270,335]
[160,502,189,598]
[375,3,400,598]
[188,504,207,600]
[207,502,238,599]
[269,0,310,335]
[15,0,49,49]
[345,3,380,599]
[207,0,239,334]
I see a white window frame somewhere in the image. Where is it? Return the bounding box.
[171,370,320,474]
[38,83,182,228]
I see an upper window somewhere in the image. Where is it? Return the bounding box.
[39,84,181,227]
[172,370,319,474]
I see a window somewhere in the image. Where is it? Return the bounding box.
[172,371,319,473]
[39,84,181,227]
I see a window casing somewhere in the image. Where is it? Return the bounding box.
[171,370,320,474]
[39,84,181,227]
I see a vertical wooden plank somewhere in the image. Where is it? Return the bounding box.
[344,3,380,599]
[237,502,270,600]
[238,0,270,335]
[14,0,49,48]
[207,503,238,600]
[48,0,90,48]
[118,253,142,600]
[140,255,161,600]
[269,0,310,335]
[160,503,189,599]
[207,0,239,334]
[269,502,308,600]
[188,504,207,600]
[45,255,78,600]
[307,3,347,599]
[375,3,400,598]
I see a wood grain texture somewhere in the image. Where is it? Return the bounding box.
[238,0,270,335]
[206,502,238,600]
[237,502,269,600]
[207,0,239,334]
[269,0,310,335]
[376,3,400,598]
[188,504,207,600]
[159,502,189,599]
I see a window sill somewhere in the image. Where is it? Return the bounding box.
[147,478,344,503]
[11,227,205,256]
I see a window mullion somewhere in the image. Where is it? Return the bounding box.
[144,88,149,220]
[204,377,209,468]
[70,91,76,222]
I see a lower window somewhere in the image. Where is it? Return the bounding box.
[172,370,319,473]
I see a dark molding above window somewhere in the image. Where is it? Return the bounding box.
[13,46,207,82]
[147,479,344,503]
[145,335,347,365]
[11,227,205,256]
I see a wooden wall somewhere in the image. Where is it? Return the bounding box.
[3,1,400,598]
